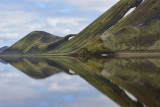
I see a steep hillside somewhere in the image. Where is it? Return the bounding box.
[46,0,143,54]
[2,31,61,54]
[1,0,160,56]
[47,34,76,52]
[76,0,160,55]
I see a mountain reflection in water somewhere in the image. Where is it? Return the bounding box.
[0,56,160,107]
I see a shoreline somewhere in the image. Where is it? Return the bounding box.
[1,52,160,58]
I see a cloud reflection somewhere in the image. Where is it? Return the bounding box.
[0,62,118,107]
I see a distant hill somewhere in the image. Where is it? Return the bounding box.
[0,46,8,53]
[1,31,62,54]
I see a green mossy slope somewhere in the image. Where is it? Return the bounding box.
[80,0,160,54]
[47,0,143,54]
[2,0,160,56]
[1,31,61,55]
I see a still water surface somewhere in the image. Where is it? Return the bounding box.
[0,57,160,107]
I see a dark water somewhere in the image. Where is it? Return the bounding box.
[0,56,160,107]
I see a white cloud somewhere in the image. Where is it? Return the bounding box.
[25,0,54,2]
[24,0,119,12]
[0,8,88,39]
[0,33,19,39]
[45,17,88,35]
[48,75,88,92]
[0,0,119,47]
[0,10,40,39]
[46,17,88,27]
[61,0,119,12]
[0,10,37,25]
[65,95,119,107]
[0,72,20,77]
[0,40,3,44]
[0,70,95,107]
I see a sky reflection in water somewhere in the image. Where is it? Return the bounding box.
[1,56,160,107]
[0,61,118,107]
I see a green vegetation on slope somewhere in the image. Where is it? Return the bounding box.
[47,34,76,51]
[103,19,160,52]
[80,0,160,54]
[1,0,160,56]
[2,31,61,54]
[47,0,143,54]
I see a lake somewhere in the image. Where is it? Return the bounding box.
[0,56,160,107]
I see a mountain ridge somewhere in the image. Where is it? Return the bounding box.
[1,0,160,56]
[1,31,62,55]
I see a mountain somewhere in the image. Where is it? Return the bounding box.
[1,31,62,55]
[46,0,160,55]
[1,0,160,56]
[46,0,144,54]
[75,0,160,55]
[0,46,8,53]
[46,34,76,52]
